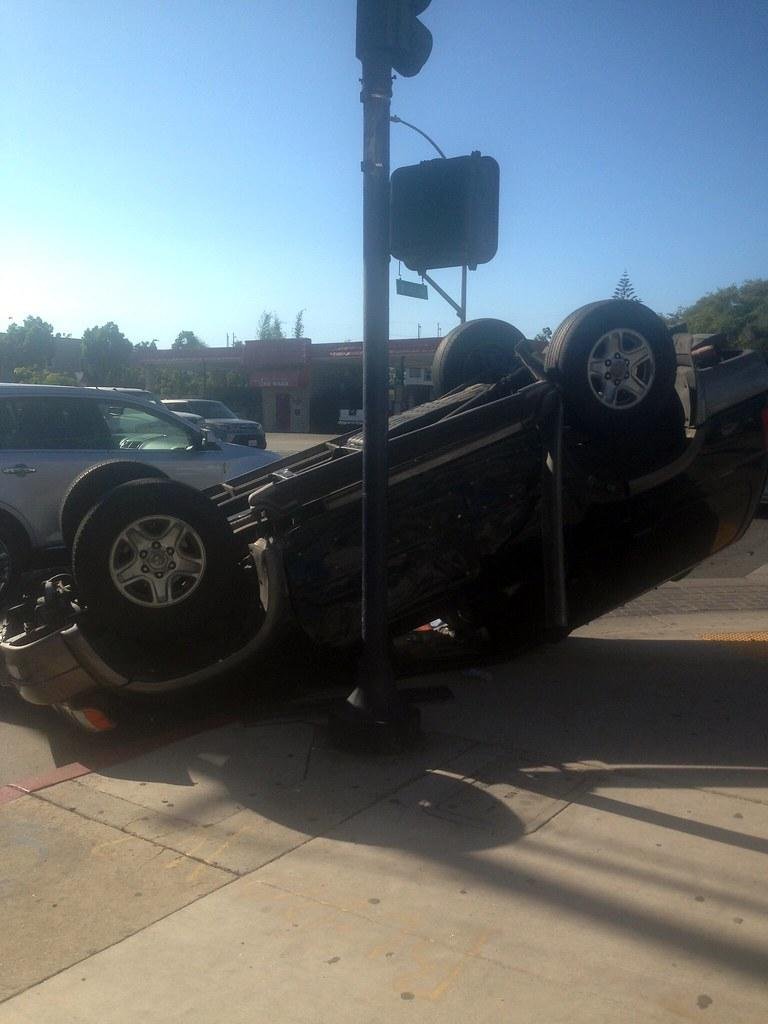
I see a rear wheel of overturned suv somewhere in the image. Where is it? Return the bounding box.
[432,319,526,397]
[544,300,677,437]
[72,479,242,636]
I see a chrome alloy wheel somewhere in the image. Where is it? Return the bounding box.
[587,328,656,409]
[108,516,206,608]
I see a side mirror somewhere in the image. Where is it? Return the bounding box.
[199,427,220,451]
[187,428,206,451]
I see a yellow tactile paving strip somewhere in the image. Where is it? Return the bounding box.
[698,632,768,642]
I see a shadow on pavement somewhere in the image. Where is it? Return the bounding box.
[70,631,768,984]
[4,627,768,1011]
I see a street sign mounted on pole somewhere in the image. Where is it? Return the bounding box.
[396,277,429,299]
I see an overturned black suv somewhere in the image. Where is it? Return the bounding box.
[3,300,768,717]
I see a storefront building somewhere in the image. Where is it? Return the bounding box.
[137,336,440,433]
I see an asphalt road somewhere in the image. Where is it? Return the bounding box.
[2,489,766,789]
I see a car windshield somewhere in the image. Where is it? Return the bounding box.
[187,401,238,419]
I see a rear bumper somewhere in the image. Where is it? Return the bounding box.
[2,624,100,706]
[1,538,292,707]
[1,613,279,706]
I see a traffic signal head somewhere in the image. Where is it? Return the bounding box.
[392,0,432,77]
[357,0,433,78]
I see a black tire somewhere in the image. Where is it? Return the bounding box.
[0,515,31,607]
[544,299,676,436]
[72,479,241,636]
[432,318,525,398]
[60,461,168,553]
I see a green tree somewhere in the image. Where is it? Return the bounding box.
[1,315,58,376]
[293,309,306,338]
[663,307,687,327]
[81,322,133,384]
[613,271,641,302]
[673,279,768,354]
[13,366,78,385]
[172,331,206,351]
[256,311,285,340]
[135,339,158,351]
[532,326,552,349]
[150,366,263,420]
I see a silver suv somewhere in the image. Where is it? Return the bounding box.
[162,399,266,448]
[0,383,279,601]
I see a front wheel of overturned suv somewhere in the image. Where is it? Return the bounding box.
[72,479,242,636]
[544,299,677,438]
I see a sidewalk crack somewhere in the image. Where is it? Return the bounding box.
[27,791,239,877]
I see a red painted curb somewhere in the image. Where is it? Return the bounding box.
[2,712,235,801]
[90,713,235,773]
[9,762,93,796]
[0,785,26,806]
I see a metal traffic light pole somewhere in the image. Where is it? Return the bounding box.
[328,12,423,751]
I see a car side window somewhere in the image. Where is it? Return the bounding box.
[0,397,115,450]
[98,401,193,451]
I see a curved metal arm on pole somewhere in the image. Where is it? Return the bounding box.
[390,115,447,159]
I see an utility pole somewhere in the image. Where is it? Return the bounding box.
[330,0,433,752]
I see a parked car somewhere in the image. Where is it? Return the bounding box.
[0,384,280,602]
[92,387,163,406]
[338,408,364,429]
[90,390,209,433]
[162,399,266,449]
[3,301,768,719]
[162,409,210,432]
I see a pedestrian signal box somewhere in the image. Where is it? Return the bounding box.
[390,152,499,273]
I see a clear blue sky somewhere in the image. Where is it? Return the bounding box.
[2,0,767,347]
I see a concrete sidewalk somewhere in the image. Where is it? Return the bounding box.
[2,611,768,1022]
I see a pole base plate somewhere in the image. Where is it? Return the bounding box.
[327,699,422,754]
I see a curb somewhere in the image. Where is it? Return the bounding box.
[0,712,234,807]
